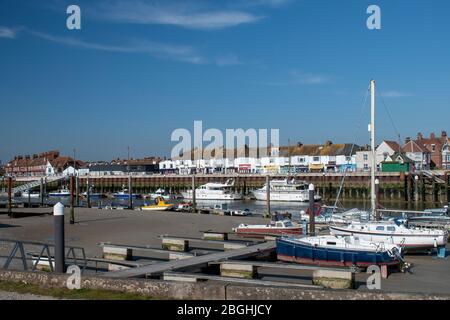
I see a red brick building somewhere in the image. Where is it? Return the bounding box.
[415,131,450,169]
[5,150,85,177]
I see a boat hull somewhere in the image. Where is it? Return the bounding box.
[181,191,242,201]
[276,238,399,267]
[252,190,321,202]
[114,194,141,200]
[141,206,173,211]
[235,227,302,238]
[329,225,447,251]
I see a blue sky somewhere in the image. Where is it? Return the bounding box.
[1,0,449,162]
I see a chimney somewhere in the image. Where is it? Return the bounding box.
[430,133,436,140]
[405,137,411,145]
[297,142,303,148]
[417,132,423,140]
[325,140,333,147]
[442,131,447,138]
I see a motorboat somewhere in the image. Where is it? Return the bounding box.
[113,189,141,200]
[181,179,242,200]
[277,235,404,268]
[229,209,251,216]
[252,179,321,202]
[48,189,71,197]
[233,219,302,238]
[329,221,448,252]
[407,206,450,231]
[20,191,40,199]
[175,202,194,212]
[141,197,174,211]
[144,188,171,201]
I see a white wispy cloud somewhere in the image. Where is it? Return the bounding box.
[0,26,17,39]
[259,71,332,86]
[93,1,264,30]
[382,91,413,98]
[29,31,207,64]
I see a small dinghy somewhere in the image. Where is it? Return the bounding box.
[277,235,404,268]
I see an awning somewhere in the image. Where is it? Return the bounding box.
[309,164,324,170]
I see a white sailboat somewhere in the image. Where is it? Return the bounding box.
[330,80,449,252]
[252,179,321,202]
[181,179,242,201]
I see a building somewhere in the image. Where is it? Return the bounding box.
[5,151,85,177]
[381,153,413,173]
[376,141,402,165]
[402,138,431,170]
[414,132,450,169]
[90,158,161,176]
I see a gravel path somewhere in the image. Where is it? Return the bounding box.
[0,290,58,300]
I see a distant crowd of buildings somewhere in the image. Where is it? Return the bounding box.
[2,131,449,178]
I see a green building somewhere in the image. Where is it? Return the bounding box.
[381,153,413,173]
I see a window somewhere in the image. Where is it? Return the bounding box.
[313,157,320,162]
[364,164,369,170]
[376,226,385,231]
[387,226,396,232]
[431,144,436,152]
[363,154,368,161]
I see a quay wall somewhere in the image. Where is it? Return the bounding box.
[0,270,448,300]
[2,172,450,203]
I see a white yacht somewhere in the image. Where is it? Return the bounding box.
[181,179,242,201]
[329,221,448,252]
[252,179,321,202]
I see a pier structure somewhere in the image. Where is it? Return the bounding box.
[2,171,450,205]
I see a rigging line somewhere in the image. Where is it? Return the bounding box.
[333,83,371,212]
[376,86,402,150]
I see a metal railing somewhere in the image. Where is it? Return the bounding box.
[0,238,87,272]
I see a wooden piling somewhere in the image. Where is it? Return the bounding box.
[70,175,75,224]
[7,176,12,217]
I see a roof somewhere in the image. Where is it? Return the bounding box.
[381,141,402,153]
[403,140,429,153]
[280,143,359,157]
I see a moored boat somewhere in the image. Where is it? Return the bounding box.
[276,235,403,268]
[252,179,321,202]
[144,188,172,201]
[20,191,40,199]
[181,179,242,201]
[113,189,141,200]
[329,221,448,252]
[48,189,71,197]
[233,219,302,238]
[141,197,174,211]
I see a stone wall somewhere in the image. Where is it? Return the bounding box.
[0,270,449,300]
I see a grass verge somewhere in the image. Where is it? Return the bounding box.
[0,280,161,300]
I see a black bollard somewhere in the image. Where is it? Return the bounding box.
[53,202,65,273]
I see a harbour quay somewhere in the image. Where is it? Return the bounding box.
[3,171,450,203]
[0,207,449,299]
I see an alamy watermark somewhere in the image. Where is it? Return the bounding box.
[367,5,382,30]
[66,5,81,30]
[171,121,280,161]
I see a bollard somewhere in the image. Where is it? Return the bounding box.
[53,202,65,273]
[309,184,315,236]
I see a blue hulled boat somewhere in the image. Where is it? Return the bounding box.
[276,235,402,268]
[113,190,141,200]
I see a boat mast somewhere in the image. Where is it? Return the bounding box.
[370,80,377,219]
[288,139,292,181]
